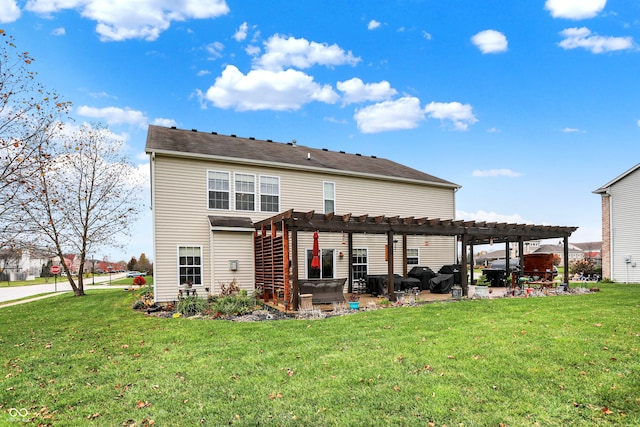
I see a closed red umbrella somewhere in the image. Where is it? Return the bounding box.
[311,231,320,270]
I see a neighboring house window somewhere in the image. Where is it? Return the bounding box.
[260,175,280,212]
[208,171,230,210]
[407,248,419,266]
[235,173,255,211]
[307,248,334,279]
[178,246,202,285]
[323,181,335,213]
[352,248,368,280]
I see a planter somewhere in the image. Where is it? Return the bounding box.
[474,285,489,297]
[349,301,360,310]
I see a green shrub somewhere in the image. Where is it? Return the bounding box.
[176,295,209,316]
[211,295,257,316]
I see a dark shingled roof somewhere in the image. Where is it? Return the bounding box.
[145,125,458,188]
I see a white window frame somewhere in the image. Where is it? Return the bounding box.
[407,248,420,266]
[207,170,230,210]
[323,181,335,214]
[177,245,203,286]
[234,172,256,212]
[352,248,368,280]
[259,175,280,213]
[306,248,335,279]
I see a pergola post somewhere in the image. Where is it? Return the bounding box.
[402,234,408,277]
[563,235,570,286]
[387,230,395,301]
[347,232,353,293]
[461,234,469,296]
[291,227,299,310]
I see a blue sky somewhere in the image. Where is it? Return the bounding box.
[2,0,638,262]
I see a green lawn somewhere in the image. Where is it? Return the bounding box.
[1,284,638,426]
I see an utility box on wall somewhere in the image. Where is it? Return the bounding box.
[229,260,238,271]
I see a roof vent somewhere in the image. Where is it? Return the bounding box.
[249,137,255,140]
[171,126,177,129]
[339,150,346,154]
[292,139,297,147]
[356,153,362,156]
[191,129,197,132]
[211,131,217,135]
[322,148,328,151]
[287,142,293,146]
[371,155,377,159]
[231,134,236,137]
[267,139,273,142]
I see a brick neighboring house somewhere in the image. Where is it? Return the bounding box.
[594,162,640,283]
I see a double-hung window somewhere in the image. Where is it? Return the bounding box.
[407,248,419,266]
[323,181,335,214]
[208,171,230,210]
[260,175,280,212]
[352,248,368,280]
[178,246,202,286]
[235,173,255,211]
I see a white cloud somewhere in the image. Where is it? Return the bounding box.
[233,22,248,42]
[0,0,20,23]
[197,70,211,77]
[76,105,148,127]
[422,31,432,40]
[152,118,177,128]
[368,20,381,30]
[24,0,230,41]
[486,127,501,133]
[206,41,224,59]
[202,65,339,111]
[472,169,522,178]
[336,78,397,105]
[637,119,640,127]
[51,27,66,36]
[354,96,425,134]
[255,35,360,71]
[562,127,583,133]
[471,30,508,54]
[545,0,606,20]
[558,27,633,53]
[456,209,530,224]
[424,101,478,131]
[245,45,261,56]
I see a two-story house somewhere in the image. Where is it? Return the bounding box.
[594,162,640,283]
[146,125,461,303]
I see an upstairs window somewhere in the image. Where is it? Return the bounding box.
[260,175,280,212]
[235,173,255,211]
[208,171,229,210]
[323,181,335,213]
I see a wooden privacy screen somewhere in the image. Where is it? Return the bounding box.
[254,222,290,307]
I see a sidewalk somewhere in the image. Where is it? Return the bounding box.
[0,274,128,307]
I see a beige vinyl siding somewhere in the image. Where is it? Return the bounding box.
[609,168,640,283]
[152,155,456,301]
[210,231,255,294]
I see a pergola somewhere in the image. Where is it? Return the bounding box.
[253,209,577,310]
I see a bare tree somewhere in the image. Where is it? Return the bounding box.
[19,123,144,296]
[0,30,70,250]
